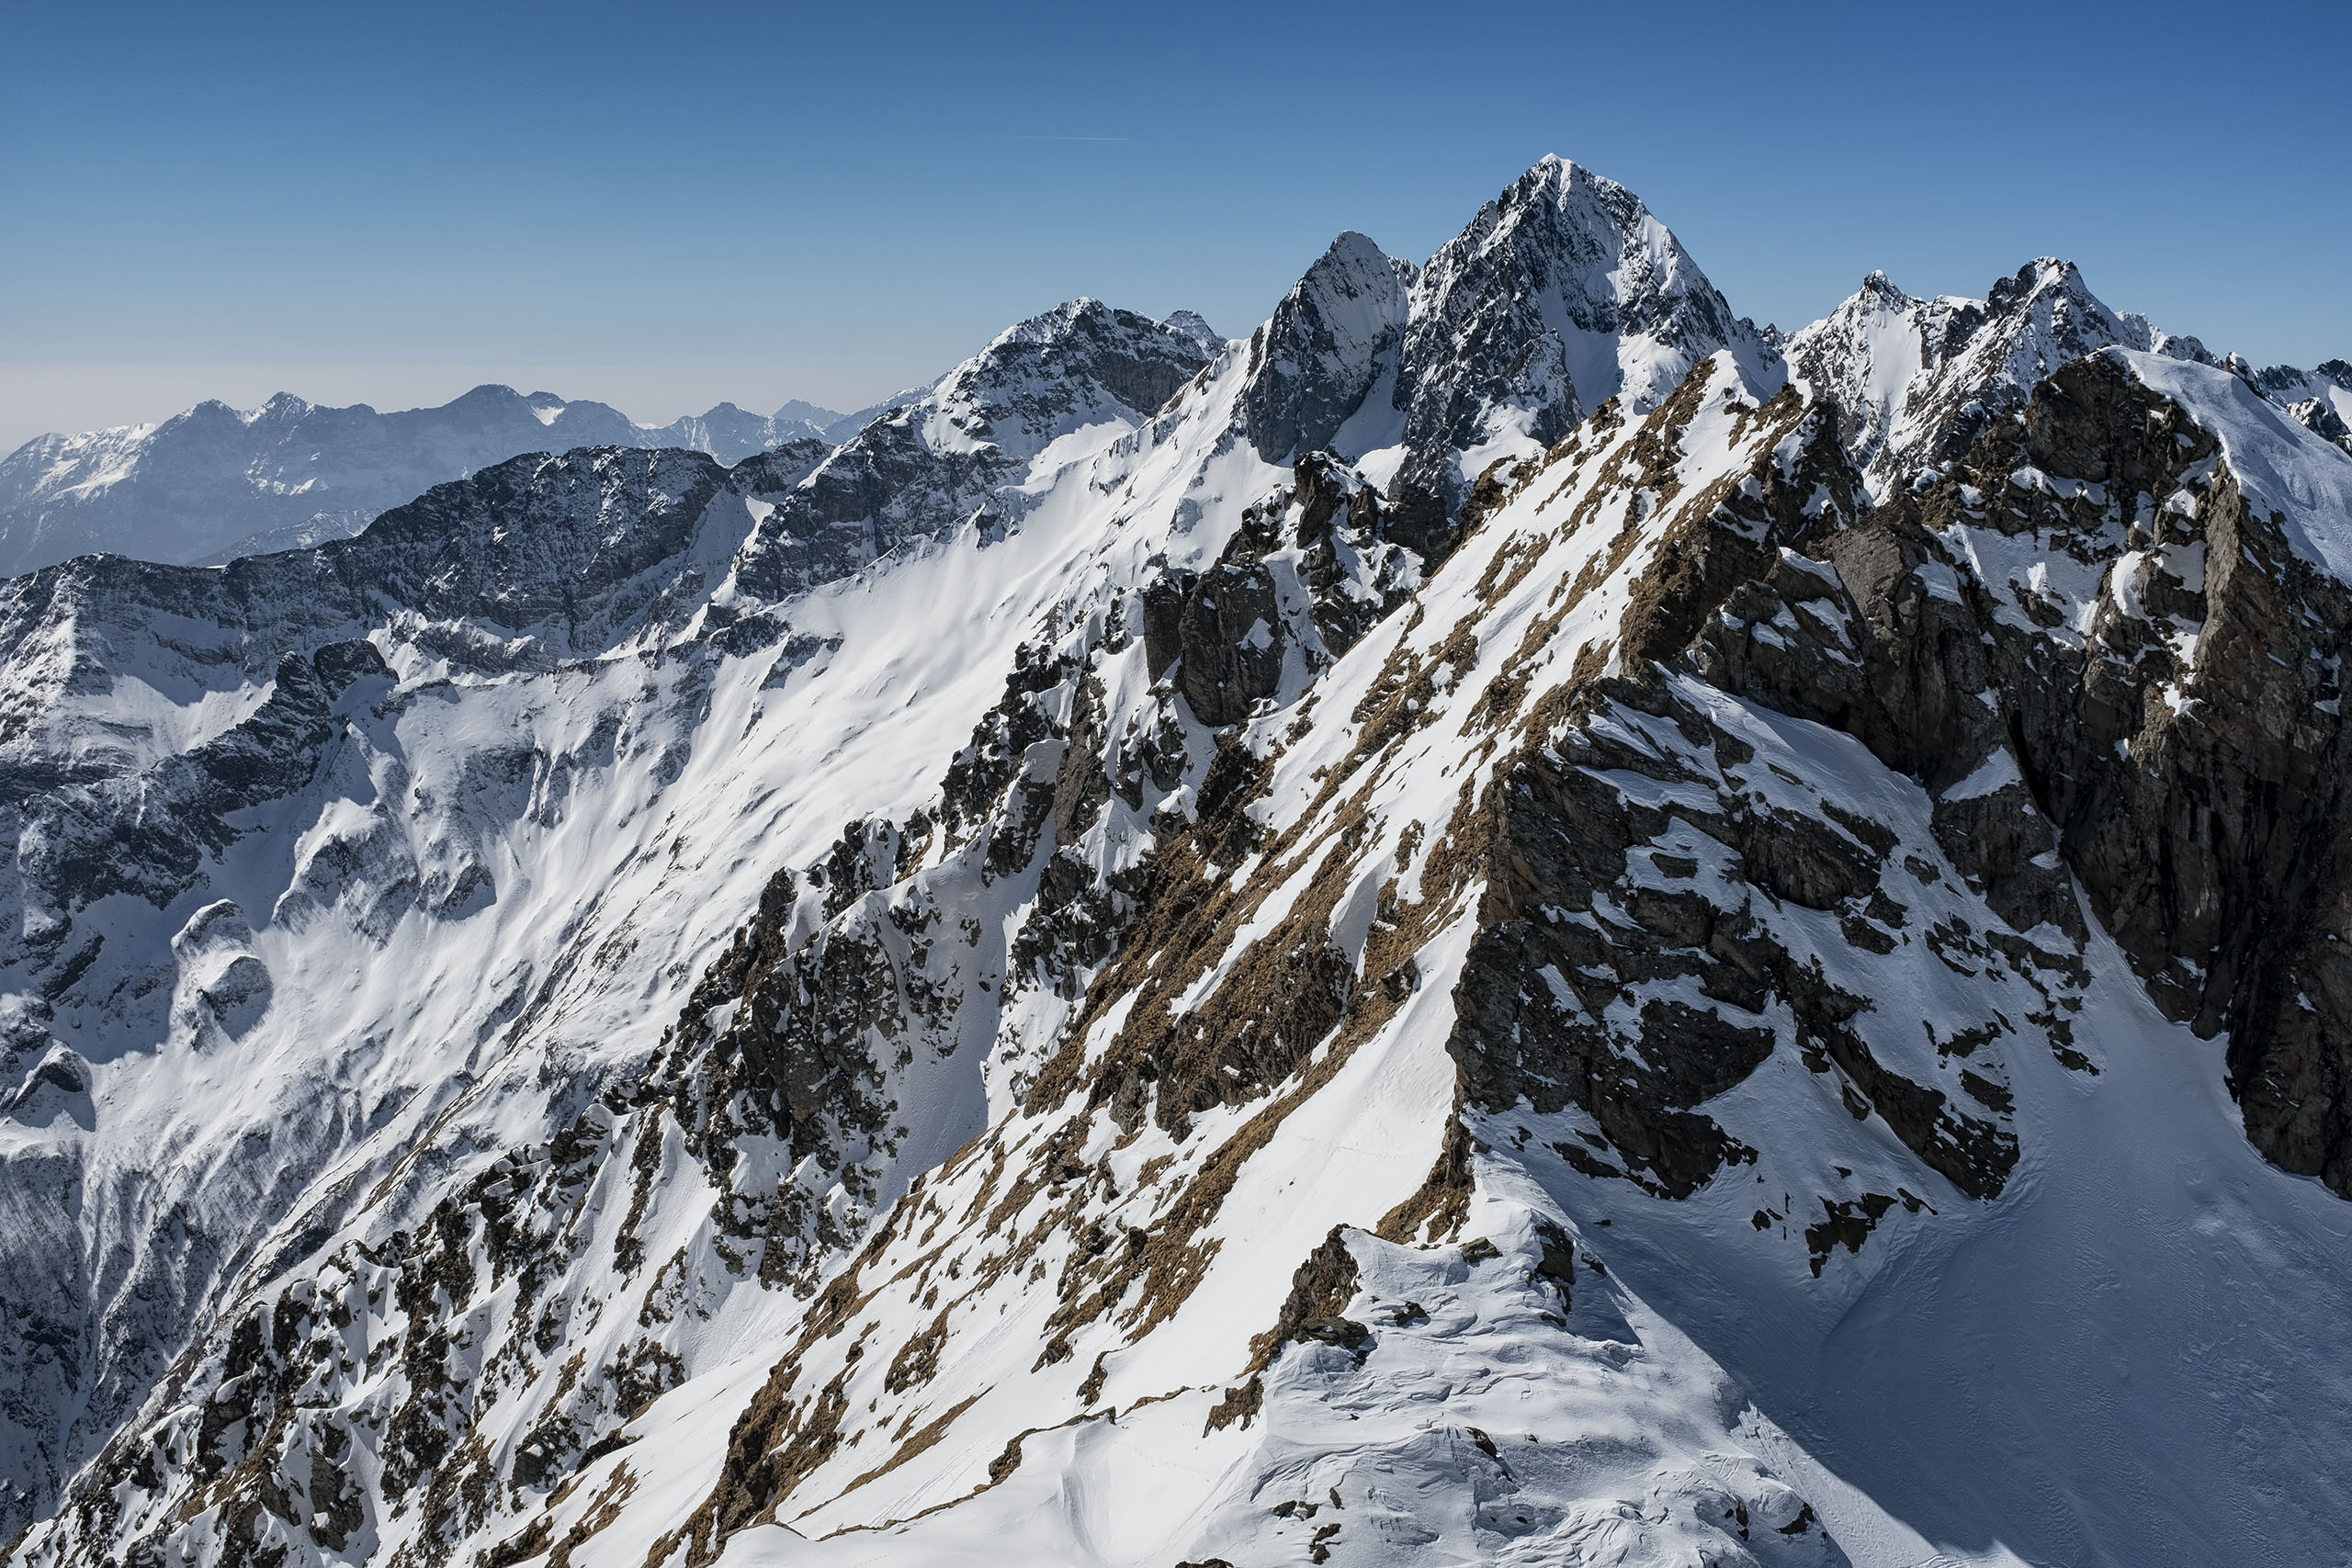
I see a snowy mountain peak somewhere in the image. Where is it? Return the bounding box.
[1985,254,2094,306]
[2248,357,2352,435]
[1853,267,1908,304]
[1161,307,1225,355]
[1387,155,1780,502]
[1789,255,2346,501]
[729,299,1218,599]
[958,297,1213,421]
[1791,256,2199,495]
[1239,158,1778,519]
[1500,151,1650,233]
[1240,230,1417,465]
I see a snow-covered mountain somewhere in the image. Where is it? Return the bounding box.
[1238,156,1780,512]
[0,387,885,577]
[6,158,2352,1568]
[1784,259,2352,497]
[2247,358,2352,444]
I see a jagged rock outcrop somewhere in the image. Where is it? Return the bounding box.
[1143,453,1421,727]
[1787,259,2214,498]
[731,299,1219,599]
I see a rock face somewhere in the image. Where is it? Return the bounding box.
[1239,231,1417,466]
[1143,453,1421,727]
[1877,352,2352,1193]
[8,158,2352,1568]
[1787,260,2198,498]
[0,386,862,576]
[730,299,1220,600]
[1238,159,1781,520]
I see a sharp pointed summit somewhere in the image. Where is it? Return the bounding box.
[1238,158,1781,519]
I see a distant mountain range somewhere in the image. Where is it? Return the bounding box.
[0,386,921,575]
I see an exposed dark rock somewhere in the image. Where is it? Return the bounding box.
[1246,1226,1369,1371]
[1174,552,1285,728]
[1240,232,1412,465]
[1689,350,2352,1193]
[1149,458,1422,729]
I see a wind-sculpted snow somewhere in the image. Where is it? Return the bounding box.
[0,388,871,577]
[10,157,2352,1568]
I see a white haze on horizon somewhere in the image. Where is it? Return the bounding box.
[0,360,931,457]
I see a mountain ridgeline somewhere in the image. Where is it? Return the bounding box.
[0,389,904,578]
[5,157,2352,1568]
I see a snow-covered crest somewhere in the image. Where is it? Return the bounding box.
[1385,157,1781,493]
[727,297,1220,599]
[1786,256,2352,503]
[1784,258,2187,498]
[2113,348,2352,579]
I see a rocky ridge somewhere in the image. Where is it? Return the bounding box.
[5,159,2352,1568]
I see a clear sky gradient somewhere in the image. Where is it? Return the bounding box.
[3,0,2345,451]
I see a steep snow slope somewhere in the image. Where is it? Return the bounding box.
[0,300,1214,1545]
[9,157,2352,1568]
[0,388,868,576]
[652,344,2352,1568]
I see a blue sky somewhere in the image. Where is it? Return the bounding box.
[2,0,2345,448]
